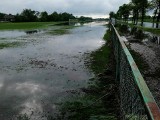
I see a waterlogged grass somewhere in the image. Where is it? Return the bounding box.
[141,27,160,35]
[89,30,111,74]
[0,22,67,30]
[48,29,70,35]
[0,42,22,49]
[48,26,76,35]
[127,23,160,35]
[56,29,118,120]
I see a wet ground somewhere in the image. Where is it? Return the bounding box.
[0,22,107,120]
[128,21,160,28]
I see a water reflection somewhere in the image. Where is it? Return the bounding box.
[139,22,160,28]
[0,30,26,39]
[0,22,107,120]
[128,21,160,28]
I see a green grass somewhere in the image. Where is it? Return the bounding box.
[0,22,67,30]
[88,30,111,74]
[55,29,118,120]
[47,25,76,35]
[0,42,23,49]
[127,22,160,35]
[141,27,160,35]
[48,29,70,35]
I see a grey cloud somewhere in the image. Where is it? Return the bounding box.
[0,0,129,17]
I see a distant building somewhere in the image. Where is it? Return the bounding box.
[4,14,15,22]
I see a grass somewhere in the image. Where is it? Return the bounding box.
[48,29,70,35]
[48,25,76,35]
[118,20,160,35]
[0,22,67,30]
[141,27,160,35]
[127,22,160,35]
[0,42,23,49]
[55,29,118,120]
[88,30,111,74]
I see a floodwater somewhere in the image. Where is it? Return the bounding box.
[0,22,107,120]
[128,21,160,28]
[139,22,159,28]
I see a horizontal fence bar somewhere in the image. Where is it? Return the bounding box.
[110,23,160,120]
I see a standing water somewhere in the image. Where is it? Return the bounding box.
[0,22,107,120]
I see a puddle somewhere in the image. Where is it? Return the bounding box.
[0,22,107,119]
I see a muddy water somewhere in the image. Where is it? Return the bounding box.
[0,22,107,120]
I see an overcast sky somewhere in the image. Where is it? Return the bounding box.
[0,0,130,18]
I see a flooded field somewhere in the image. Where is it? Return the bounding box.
[0,22,107,120]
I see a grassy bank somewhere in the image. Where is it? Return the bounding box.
[0,42,23,49]
[0,22,67,30]
[47,25,75,35]
[127,22,160,35]
[117,21,160,35]
[55,29,118,120]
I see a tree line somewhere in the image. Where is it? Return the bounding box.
[109,0,160,28]
[0,9,93,22]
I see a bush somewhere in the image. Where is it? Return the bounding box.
[130,27,138,35]
[119,24,129,34]
[134,29,144,40]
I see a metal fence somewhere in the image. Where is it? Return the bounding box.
[110,23,160,120]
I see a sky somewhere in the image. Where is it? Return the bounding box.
[0,0,130,18]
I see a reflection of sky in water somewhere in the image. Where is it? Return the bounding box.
[0,22,107,120]
[0,30,26,38]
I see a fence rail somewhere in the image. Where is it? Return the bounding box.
[110,23,160,120]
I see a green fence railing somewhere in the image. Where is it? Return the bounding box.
[110,23,160,120]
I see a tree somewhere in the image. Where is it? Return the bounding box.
[20,9,38,22]
[151,0,160,28]
[109,11,115,19]
[79,16,92,21]
[40,11,48,22]
[130,0,149,26]
[117,4,131,22]
[139,0,148,26]
[0,13,5,19]
[131,0,140,25]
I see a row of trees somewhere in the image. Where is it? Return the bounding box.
[109,0,160,28]
[14,9,76,22]
[0,9,94,22]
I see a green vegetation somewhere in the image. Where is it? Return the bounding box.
[48,29,70,35]
[89,30,111,74]
[14,9,75,22]
[110,0,160,28]
[47,25,76,35]
[128,22,160,35]
[56,29,118,120]
[0,42,23,49]
[1,9,93,23]
[117,21,160,35]
[0,22,65,30]
[140,27,160,35]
